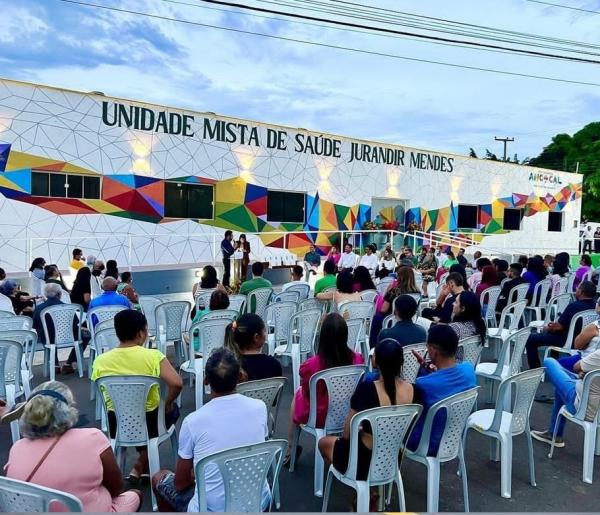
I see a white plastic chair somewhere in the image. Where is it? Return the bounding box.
[0,339,30,443]
[359,289,378,304]
[273,308,322,391]
[548,369,600,484]
[339,301,374,353]
[507,283,529,304]
[60,289,71,304]
[479,286,501,328]
[299,298,325,313]
[458,335,483,368]
[40,304,84,381]
[542,309,598,362]
[500,277,510,288]
[138,296,163,336]
[181,317,230,409]
[95,375,177,511]
[401,343,428,383]
[286,282,311,301]
[403,387,479,512]
[94,318,114,333]
[465,369,544,498]
[193,286,215,300]
[486,300,528,358]
[0,329,37,390]
[529,293,571,332]
[566,271,576,293]
[237,377,286,437]
[246,287,273,319]
[90,275,102,299]
[289,365,365,497]
[0,293,15,314]
[194,439,286,512]
[477,327,531,403]
[524,279,552,324]
[201,309,238,322]
[227,294,247,314]
[554,276,569,296]
[345,318,365,358]
[265,301,296,355]
[382,314,396,330]
[155,301,190,361]
[0,476,83,512]
[376,277,394,296]
[322,404,422,513]
[272,291,300,304]
[194,288,216,311]
[0,316,33,331]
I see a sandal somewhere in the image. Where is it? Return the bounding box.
[1,402,25,425]
[283,445,303,468]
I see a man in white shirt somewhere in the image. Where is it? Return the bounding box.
[153,348,269,512]
[338,243,357,272]
[281,265,304,291]
[583,225,594,253]
[358,244,378,277]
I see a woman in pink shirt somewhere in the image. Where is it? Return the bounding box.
[326,245,341,267]
[284,313,364,465]
[4,381,141,512]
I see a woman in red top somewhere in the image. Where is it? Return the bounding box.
[284,313,364,465]
[475,264,499,297]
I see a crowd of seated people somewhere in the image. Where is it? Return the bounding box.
[5,242,600,513]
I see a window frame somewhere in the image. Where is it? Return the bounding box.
[266,188,306,224]
[30,171,102,200]
[548,211,564,232]
[503,207,524,231]
[456,203,480,230]
[163,181,215,221]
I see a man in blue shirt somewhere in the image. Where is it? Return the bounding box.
[407,324,476,455]
[377,295,426,346]
[88,277,131,313]
[221,230,235,287]
[525,281,596,369]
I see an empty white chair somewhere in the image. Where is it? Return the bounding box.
[181,317,230,409]
[246,287,273,319]
[359,289,378,303]
[0,476,83,512]
[524,279,552,324]
[265,301,296,355]
[273,308,322,391]
[322,404,422,513]
[529,293,571,332]
[548,369,600,484]
[237,377,286,436]
[227,294,247,314]
[286,282,311,301]
[289,365,365,497]
[479,286,501,328]
[0,339,30,443]
[40,304,84,381]
[486,300,528,358]
[138,296,162,336]
[403,387,479,512]
[95,375,177,511]
[458,335,483,368]
[465,368,544,498]
[194,439,286,512]
[272,291,300,304]
[155,301,190,360]
[542,309,598,362]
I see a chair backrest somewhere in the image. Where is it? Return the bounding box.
[345,318,364,354]
[508,283,529,304]
[189,317,230,359]
[359,289,378,304]
[0,316,33,331]
[87,305,127,339]
[286,282,310,301]
[0,476,83,512]
[401,343,427,383]
[491,368,544,436]
[90,275,102,299]
[60,289,71,304]
[96,375,167,446]
[457,335,483,367]
[414,387,479,461]
[138,296,162,334]
[542,293,572,325]
[94,327,120,354]
[382,314,396,330]
[298,298,325,313]
[237,377,286,435]
[554,276,569,296]
[307,365,365,432]
[94,319,114,332]
[507,327,531,376]
[345,405,422,482]
[572,369,600,423]
[265,302,296,344]
[338,301,374,322]
[288,308,322,355]
[0,294,15,314]
[480,286,501,324]
[0,310,15,319]
[227,294,247,314]
[195,289,216,311]
[40,304,82,345]
[500,277,510,288]
[376,278,394,295]
[563,309,598,351]
[0,329,37,373]
[498,300,527,332]
[530,279,552,308]
[0,339,24,399]
[201,309,239,322]
[195,440,286,512]
[155,301,190,341]
[246,288,273,319]
[272,291,300,304]
[566,271,576,293]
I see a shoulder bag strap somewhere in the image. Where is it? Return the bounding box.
[25,433,64,482]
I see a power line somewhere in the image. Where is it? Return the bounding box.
[55,0,600,87]
[524,0,600,15]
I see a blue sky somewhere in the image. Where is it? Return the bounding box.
[1,0,600,160]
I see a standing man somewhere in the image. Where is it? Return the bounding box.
[583,225,593,254]
[456,248,468,268]
[221,230,235,288]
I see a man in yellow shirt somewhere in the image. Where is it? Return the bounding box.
[70,248,85,271]
[91,309,182,480]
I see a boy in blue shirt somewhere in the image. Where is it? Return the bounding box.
[408,324,476,455]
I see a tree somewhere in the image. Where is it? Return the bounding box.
[485,149,498,161]
[469,148,478,158]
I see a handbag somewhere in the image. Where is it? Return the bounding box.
[25,433,64,482]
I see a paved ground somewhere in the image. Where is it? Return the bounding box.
[1,339,599,513]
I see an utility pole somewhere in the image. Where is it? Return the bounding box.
[495,136,514,161]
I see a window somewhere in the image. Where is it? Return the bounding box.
[267,190,305,223]
[457,204,479,229]
[548,211,563,232]
[503,208,523,230]
[31,171,101,199]
[164,182,213,219]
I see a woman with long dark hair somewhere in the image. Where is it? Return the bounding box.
[522,255,548,300]
[237,234,251,283]
[549,252,570,295]
[316,270,361,310]
[70,266,92,311]
[353,265,376,292]
[318,338,414,482]
[284,313,363,464]
[449,291,487,344]
[105,260,119,280]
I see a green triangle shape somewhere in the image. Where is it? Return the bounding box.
[281,222,303,231]
[217,205,257,232]
[484,220,502,233]
[428,210,439,228]
[215,201,243,217]
[334,204,350,226]
[256,217,268,232]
